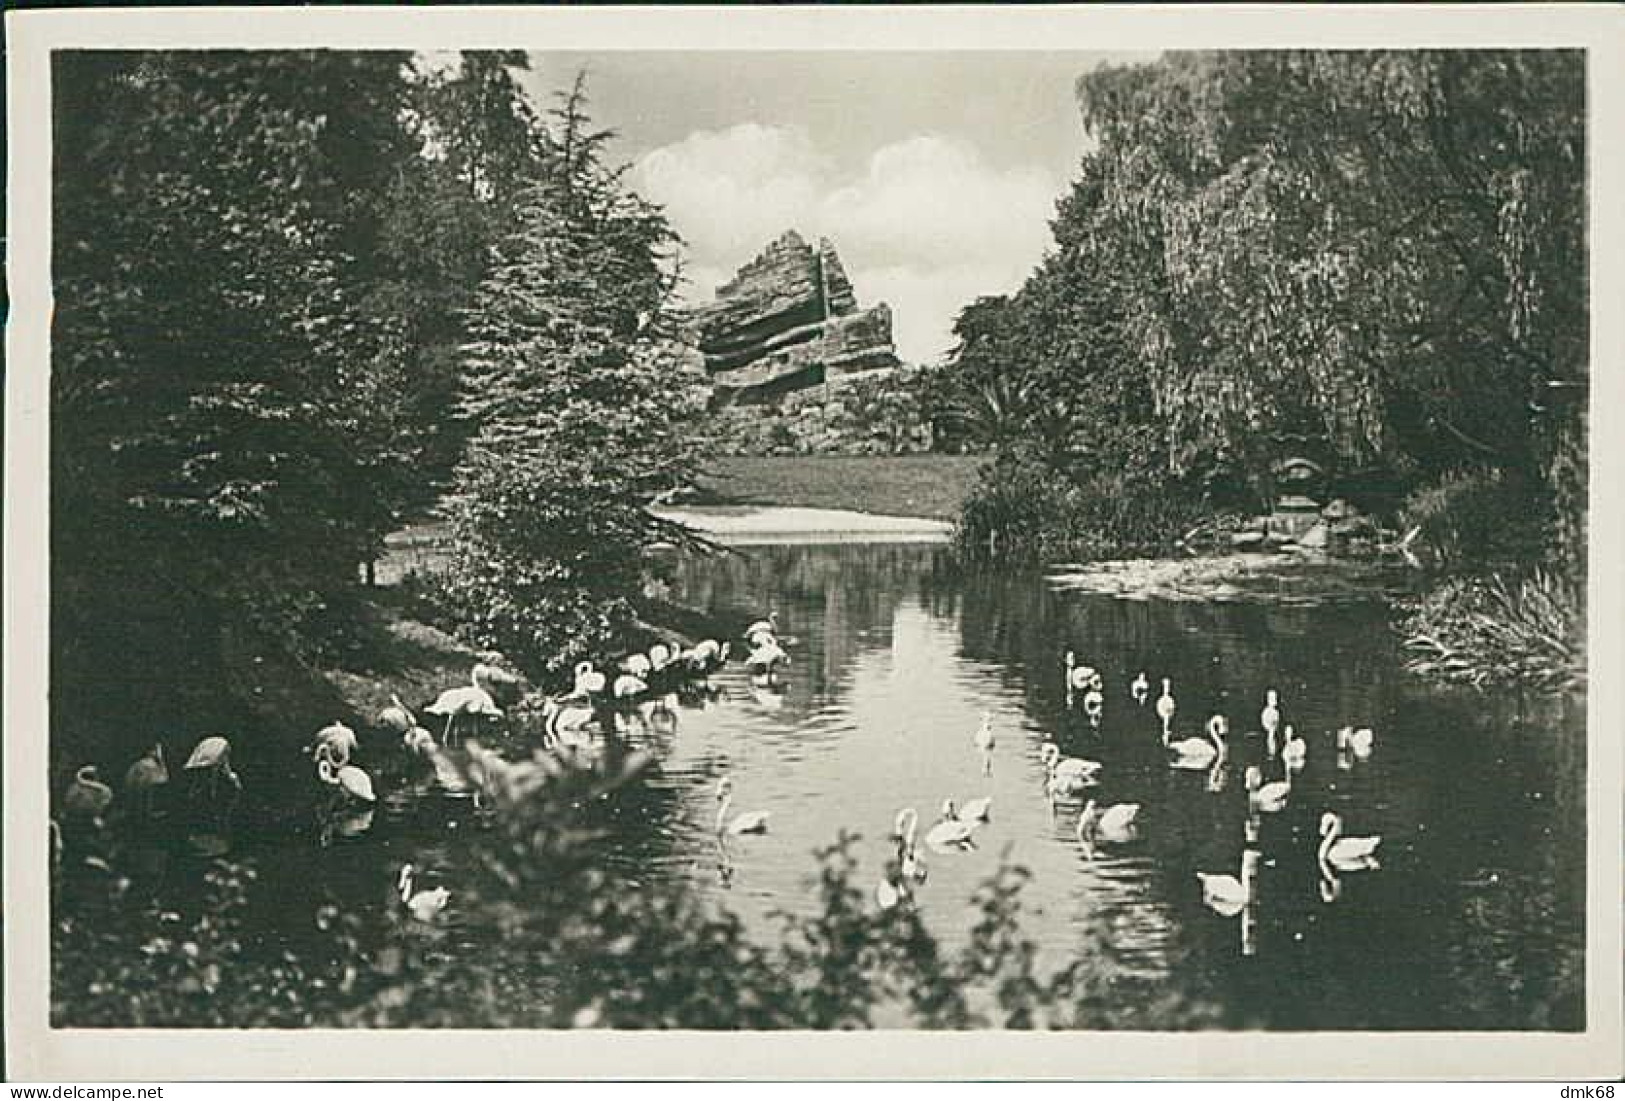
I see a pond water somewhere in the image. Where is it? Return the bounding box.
[60,541,1586,1030]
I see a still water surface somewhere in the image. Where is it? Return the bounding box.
[102,541,1589,1029]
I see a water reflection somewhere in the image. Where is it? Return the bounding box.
[64,541,1583,1031]
[652,542,1584,1030]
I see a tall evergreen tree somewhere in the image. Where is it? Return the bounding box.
[442,76,706,676]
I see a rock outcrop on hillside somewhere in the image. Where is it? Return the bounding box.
[695,231,899,406]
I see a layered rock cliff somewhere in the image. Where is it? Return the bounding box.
[695,231,898,406]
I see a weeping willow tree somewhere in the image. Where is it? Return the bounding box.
[947,51,1585,569]
[1076,51,1586,512]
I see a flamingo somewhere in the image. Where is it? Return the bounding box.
[1260,689,1281,741]
[683,639,731,681]
[1245,764,1291,814]
[570,660,608,698]
[1064,650,1097,691]
[715,777,769,835]
[1041,742,1102,799]
[378,694,415,735]
[1337,726,1376,759]
[612,673,648,700]
[1076,799,1140,857]
[648,642,674,674]
[1281,725,1308,770]
[620,652,653,680]
[184,736,242,793]
[924,799,979,853]
[397,863,450,923]
[309,721,359,768]
[62,765,114,824]
[425,668,504,746]
[1155,678,1176,736]
[1166,715,1227,769]
[1130,671,1150,706]
[744,638,788,675]
[745,611,780,647]
[973,712,995,774]
[1318,812,1382,871]
[316,743,376,804]
[123,743,169,816]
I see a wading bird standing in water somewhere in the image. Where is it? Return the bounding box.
[123,743,169,819]
[425,667,504,746]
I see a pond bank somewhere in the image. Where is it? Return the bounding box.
[652,504,953,546]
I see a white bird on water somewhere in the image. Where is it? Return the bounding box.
[1166,714,1227,769]
[1064,650,1097,691]
[1260,688,1281,741]
[1337,725,1376,759]
[715,776,770,836]
[1280,724,1308,770]
[973,712,996,774]
[745,611,780,648]
[948,795,993,825]
[425,667,504,746]
[1196,870,1251,917]
[309,720,360,768]
[1076,798,1140,857]
[63,764,114,824]
[1130,671,1150,706]
[184,736,243,794]
[1318,812,1382,871]
[1245,764,1291,814]
[123,743,170,814]
[1155,678,1177,737]
[892,807,928,883]
[612,673,648,700]
[924,800,979,853]
[1081,677,1105,724]
[1041,742,1102,799]
[316,742,376,804]
[397,863,450,923]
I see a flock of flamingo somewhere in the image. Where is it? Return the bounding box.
[49,623,751,924]
[53,608,1386,936]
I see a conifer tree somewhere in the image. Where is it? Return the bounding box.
[442,77,706,675]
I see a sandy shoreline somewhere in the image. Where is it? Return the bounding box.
[653,504,953,546]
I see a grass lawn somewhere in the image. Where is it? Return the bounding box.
[695,454,984,521]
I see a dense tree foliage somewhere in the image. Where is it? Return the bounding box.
[940,51,1586,574]
[439,78,708,678]
[49,51,599,766]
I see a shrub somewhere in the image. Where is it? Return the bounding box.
[52,738,1224,1029]
[1396,469,1549,571]
[955,456,1213,565]
[1400,568,1585,693]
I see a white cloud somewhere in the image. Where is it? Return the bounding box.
[631,124,1061,363]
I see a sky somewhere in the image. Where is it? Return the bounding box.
[521,52,1156,363]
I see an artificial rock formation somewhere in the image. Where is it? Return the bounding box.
[695,231,899,406]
